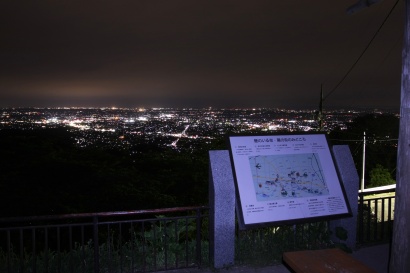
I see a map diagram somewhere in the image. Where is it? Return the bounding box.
[249,153,330,201]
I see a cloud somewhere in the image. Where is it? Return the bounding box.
[0,0,404,109]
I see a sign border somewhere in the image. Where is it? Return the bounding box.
[227,132,352,229]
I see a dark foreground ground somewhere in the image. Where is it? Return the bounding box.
[157,243,390,273]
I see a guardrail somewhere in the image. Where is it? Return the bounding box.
[357,186,395,245]
[0,187,396,272]
[0,206,209,273]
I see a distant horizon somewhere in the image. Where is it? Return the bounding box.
[0,105,400,113]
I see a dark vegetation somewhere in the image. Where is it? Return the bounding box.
[0,128,225,217]
[329,113,399,187]
[0,113,399,218]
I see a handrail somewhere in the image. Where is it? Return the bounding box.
[0,205,209,224]
[359,184,396,195]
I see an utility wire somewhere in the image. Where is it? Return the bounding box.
[330,138,398,142]
[323,0,401,101]
[358,34,402,94]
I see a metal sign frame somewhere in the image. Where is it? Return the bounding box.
[228,132,351,229]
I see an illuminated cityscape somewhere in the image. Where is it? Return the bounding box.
[0,107,396,152]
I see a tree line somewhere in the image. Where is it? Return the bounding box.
[329,113,398,187]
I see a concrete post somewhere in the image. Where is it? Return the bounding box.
[329,145,360,250]
[208,145,359,265]
[208,150,236,269]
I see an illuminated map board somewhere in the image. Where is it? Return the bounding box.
[228,133,351,228]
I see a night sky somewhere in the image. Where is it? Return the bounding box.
[0,0,405,110]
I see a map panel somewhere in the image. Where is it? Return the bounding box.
[249,153,330,201]
[228,133,351,228]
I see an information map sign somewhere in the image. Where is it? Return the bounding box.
[228,133,351,229]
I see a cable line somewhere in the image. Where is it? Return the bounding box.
[323,0,401,101]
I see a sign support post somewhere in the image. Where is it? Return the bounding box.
[208,150,236,269]
[329,145,359,250]
[208,142,359,268]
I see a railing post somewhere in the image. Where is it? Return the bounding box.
[196,208,202,266]
[388,197,393,238]
[69,226,73,273]
[381,198,386,240]
[7,230,11,273]
[32,229,36,273]
[45,228,49,273]
[358,193,364,244]
[93,215,99,273]
[20,228,24,273]
[57,227,61,271]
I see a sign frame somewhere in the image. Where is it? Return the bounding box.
[228,132,352,229]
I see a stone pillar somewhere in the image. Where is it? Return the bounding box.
[208,150,236,269]
[329,145,360,250]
